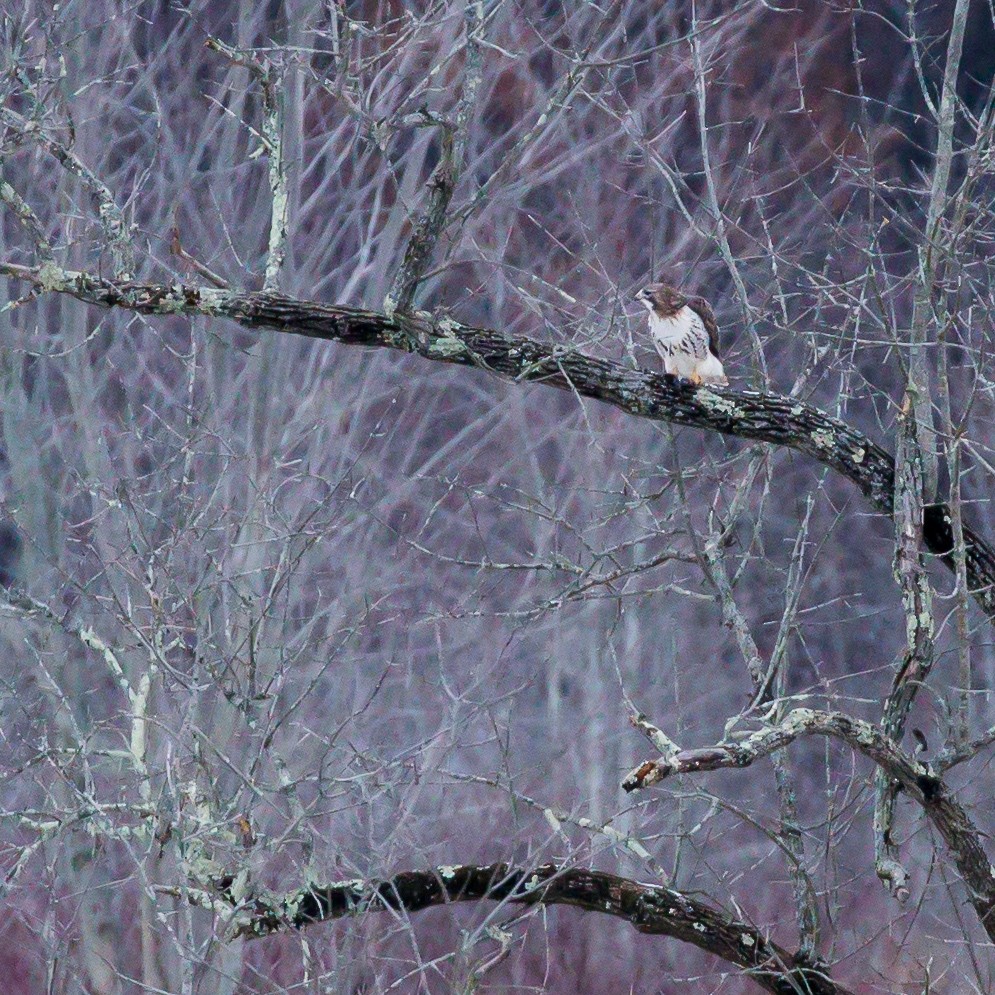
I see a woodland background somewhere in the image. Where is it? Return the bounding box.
[2,0,995,992]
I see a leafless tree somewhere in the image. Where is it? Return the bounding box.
[2,1,995,992]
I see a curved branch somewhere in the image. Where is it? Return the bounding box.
[3,263,994,621]
[218,861,850,994]
[623,708,995,943]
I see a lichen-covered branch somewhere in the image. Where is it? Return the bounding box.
[1,588,154,804]
[0,164,53,264]
[1,109,134,279]
[217,861,850,994]
[3,262,995,623]
[622,708,995,943]
[875,397,936,898]
[205,37,289,292]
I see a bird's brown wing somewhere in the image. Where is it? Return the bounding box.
[686,296,720,357]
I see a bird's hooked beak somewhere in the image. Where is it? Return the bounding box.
[636,288,652,311]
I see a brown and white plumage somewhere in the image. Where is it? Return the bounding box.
[636,282,728,386]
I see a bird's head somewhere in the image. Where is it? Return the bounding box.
[637,282,683,318]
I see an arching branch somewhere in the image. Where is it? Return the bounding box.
[207,862,851,995]
[3,262,993,621]
[623,708,995,943]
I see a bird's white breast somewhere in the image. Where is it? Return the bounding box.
[648,306,706,357]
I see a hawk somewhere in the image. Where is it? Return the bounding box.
[636,282,728,386]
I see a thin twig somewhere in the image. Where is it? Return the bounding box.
[689,3,767,385]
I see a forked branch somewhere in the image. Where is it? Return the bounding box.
[623,708,995,943]
[384,0,483,315]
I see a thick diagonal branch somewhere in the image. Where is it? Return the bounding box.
[3,263,995,622]
[217,861,850,994]
[623,708,995,943]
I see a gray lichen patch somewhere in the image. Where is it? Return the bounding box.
[195,286,232,315]
[227,868,251,903]
[428,336,470,359]
[811,428,836,450]
[427,316,473,359]
[37,260,69,292]
[782,708,816,733]
[852,445,866,464]
[695,387,745,419]
[156,285,198,314]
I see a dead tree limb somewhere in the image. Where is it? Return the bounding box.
[2,263,994,622]
[623,708,995,944]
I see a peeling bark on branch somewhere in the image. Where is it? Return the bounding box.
[4,263,995,622]
[224,862,850,994]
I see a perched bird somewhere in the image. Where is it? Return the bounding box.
[636,282,728,385]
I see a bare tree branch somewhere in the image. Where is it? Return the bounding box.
[906,0,972,502]
[623,707,995,944]
[689,2,766,383]
[205,37,289,292]
[875,0,970,892]
[697,481,820,960]
[4,262,994,623]
[384,0,483,315]
[0,164,53,264]
[876,395,936,898]
[0,108,134,279]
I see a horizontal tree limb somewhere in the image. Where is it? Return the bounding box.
[623,707,995,944]
[3,262,993,622]
[220,861,850,994]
